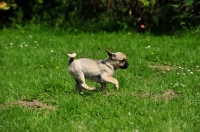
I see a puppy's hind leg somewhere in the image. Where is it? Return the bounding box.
[77,73,96,91]
[81,83,95,90]
[75,79,82,92]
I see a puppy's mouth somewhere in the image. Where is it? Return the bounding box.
[119,61,129,69]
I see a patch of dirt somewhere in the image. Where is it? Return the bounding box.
[136,89,183,101]
[2,100,56,111]
[103,89,182,101]
[148,64,178,71]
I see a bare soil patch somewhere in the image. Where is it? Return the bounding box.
[2,100,56,111]
[148,64,178,71]
[104,89,183,101]
[136,89,183,101]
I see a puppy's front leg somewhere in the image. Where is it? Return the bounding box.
[101,75,119,90]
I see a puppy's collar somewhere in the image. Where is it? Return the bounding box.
[98,60,114,71]
[98,60,105,64]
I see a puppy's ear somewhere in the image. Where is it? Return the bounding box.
[105,50,116,59]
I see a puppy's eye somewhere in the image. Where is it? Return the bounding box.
[118,60,124,63]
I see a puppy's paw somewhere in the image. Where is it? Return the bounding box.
[81,83,96,91]
[79,91,84,94]
[88,87,96,91]
[114,86,119,90]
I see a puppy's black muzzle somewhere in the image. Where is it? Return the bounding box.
[120,61,129,69]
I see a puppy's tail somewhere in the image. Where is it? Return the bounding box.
[66,53,76,65]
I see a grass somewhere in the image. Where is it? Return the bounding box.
[0,28,200,132]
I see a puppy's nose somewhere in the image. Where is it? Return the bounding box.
[120,61,129,69]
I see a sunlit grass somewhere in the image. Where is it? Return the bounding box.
[0,28,200,131]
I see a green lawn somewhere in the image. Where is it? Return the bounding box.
[0,28,200,132]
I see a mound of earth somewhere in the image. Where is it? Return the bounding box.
[137,89,183,101]
[2,100,56,111]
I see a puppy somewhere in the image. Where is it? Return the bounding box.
[66,50,129,93]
